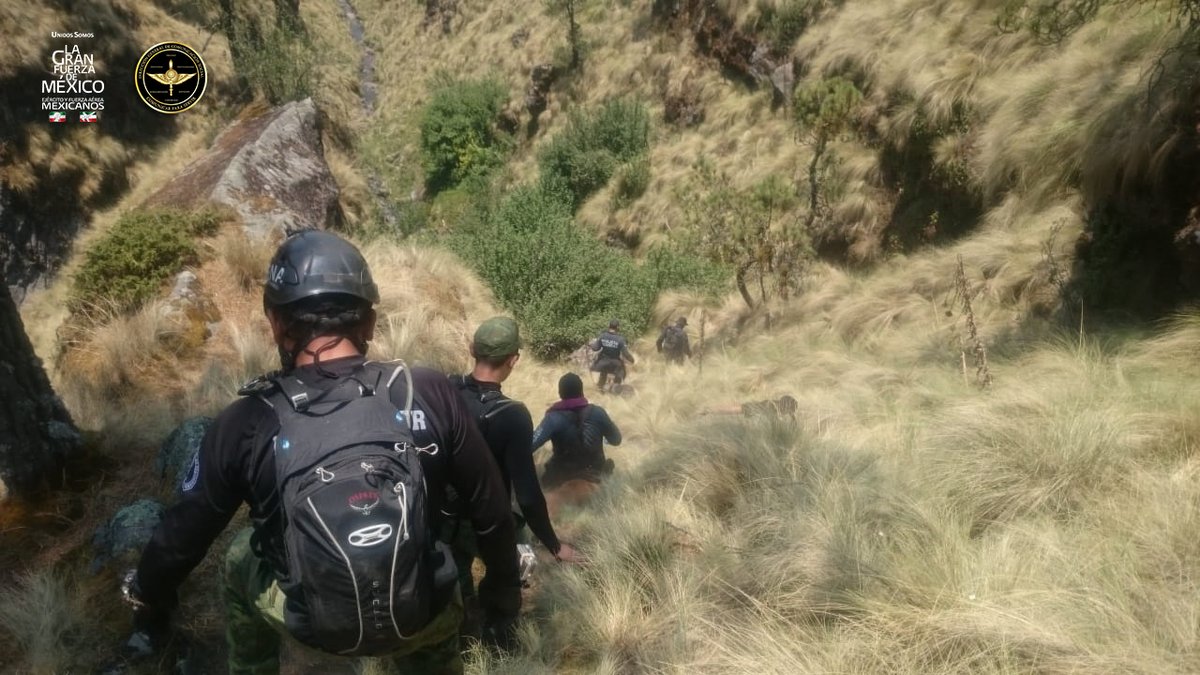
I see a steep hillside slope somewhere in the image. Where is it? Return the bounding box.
[3,0,1200,673]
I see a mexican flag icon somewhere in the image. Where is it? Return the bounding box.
[79,111,98,122]
[48,111,66,123]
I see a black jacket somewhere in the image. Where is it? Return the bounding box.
[451,374,561,554]
[591,330,635,363]
[531,403,622,463]
[135,356,521,628]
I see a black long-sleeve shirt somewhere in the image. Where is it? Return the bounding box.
[452,375,560,554]
[136,356,521,627]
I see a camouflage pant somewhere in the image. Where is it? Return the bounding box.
[223,528,463,675]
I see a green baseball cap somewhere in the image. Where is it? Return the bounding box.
[472,316,522,359]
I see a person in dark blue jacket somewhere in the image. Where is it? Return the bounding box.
[531,373,622,490]
[589,319,635,393]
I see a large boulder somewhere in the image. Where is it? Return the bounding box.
[91,499,165,572]
[145,98,343,239]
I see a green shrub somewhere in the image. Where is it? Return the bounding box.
[753,0,820,50]
[643,245,729,297]
[612,156,651,209]
[452,186,658,356]
[70,209,220,315]
[229,24,314,104]
[420,75,510,194]
[538,99,651,210]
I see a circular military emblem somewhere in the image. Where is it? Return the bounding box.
[134,42,207,114]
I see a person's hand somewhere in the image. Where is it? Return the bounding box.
[99,570,173,674]
[553,542,586,564]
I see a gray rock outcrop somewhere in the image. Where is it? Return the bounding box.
[91,499,165,572]
[146,98,343,238]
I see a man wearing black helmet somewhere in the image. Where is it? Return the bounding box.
[121,231,521,674]
[589,319,635,394]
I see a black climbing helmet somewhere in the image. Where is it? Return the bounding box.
[263,230,379,307]
[675,317,688,327]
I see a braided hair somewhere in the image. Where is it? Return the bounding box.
[272,293,373,375]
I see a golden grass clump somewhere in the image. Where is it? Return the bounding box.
[0,571,87,674]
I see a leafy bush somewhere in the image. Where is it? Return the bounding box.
[538,99,651,210]
[756,0,819,51]
[420,76,510,194]
[643,245,729,298]
[794,76,863,140]
[70,209,220,315]
[229,24,315,104]
[452,186,659,356]
[612,156,651,209]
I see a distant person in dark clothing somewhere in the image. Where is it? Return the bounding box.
[590,319,635,393]
[655,317,692,364]
[448,318,583,607]
[532,373,622,490]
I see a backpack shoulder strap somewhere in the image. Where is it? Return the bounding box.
[238,371,281,399]
[572,405,591,434]
[479,390,517,421]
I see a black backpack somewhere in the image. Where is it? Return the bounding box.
[256,361,450,656]
[661,326,683,352]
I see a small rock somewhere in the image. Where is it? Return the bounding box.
[771,60,796,106]
[47,419,81,444]
[91,499,165,573]
[750,43,775,80]
[170,270,199,302]
[157,417,214,490]
[510,26,530,48]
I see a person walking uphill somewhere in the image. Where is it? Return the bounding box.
[448,318,583,632]
[656,317,692,365]
[532,373,622,491]
[590,319,635,393]
[120,231,522,675]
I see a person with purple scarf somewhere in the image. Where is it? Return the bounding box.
[531,373,622,490]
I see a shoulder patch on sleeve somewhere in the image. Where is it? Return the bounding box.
[181,452,201,492]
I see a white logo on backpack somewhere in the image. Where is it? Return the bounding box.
[348,523,393,547]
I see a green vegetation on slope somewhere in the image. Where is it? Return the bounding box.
[453,184,725,356]
[8,0,1200,672]
[420,75,512,194]
[68,210,222,316]
[538,99,651,210]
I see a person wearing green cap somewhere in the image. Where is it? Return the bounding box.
[447,317,584,636]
